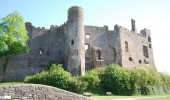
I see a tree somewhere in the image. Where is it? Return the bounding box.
[0,11,28,73]
[100,64,131,95]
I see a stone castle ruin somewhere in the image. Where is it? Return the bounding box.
[0,6,154,81]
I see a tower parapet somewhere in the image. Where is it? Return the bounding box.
[68,6,84,23]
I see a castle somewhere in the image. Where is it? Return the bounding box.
[0,6,154,81]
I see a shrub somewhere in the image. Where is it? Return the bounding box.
[130,66,162,95]
[24,64,72,90]
[79,69,100,89]
[75,69,102,94]
[159,73,170,94]
[24,71,48,84]
[69,77,88,93]
[99,64,131,95]
[47,64,72,90]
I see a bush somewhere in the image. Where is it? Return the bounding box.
[24,71,48,84]
[130,66,162,95]
[79,69,100,89]
[99,64,131,95]
[159,73,170,94]
[69,77,88,93]
[76,69,103,94]
[24,64,72,90]
[24,63,170,96]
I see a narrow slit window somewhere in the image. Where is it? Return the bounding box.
[71,40,74,45]
[125,41,129,52]
[148,36,151,42]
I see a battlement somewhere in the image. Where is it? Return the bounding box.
[140,28,151,36]
[114,24,133,33]
[68,6,84,23]
[68,6,83,11]
[50,25,58,29]
[114,24,151,38]
[32,26,48,30]
[85,25,108,33]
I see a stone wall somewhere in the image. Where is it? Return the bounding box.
[0,84,93,100]
[0,23,67,81]
[115,25,154,68]
[84,25,122,69]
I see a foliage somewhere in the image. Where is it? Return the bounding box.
[0,11,28,72]
[47,64,71,90]
[99,64,131,95]
[130,66,164,95]
[79,69,100,89]
[69,77,88,93]
[75,69,102,94]
[24,71,48,84]
[159,73,170,94]
[24,64,72,90]
[40,60,57,70]
[24,63,170,96]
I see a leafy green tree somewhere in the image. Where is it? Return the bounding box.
[100,64,131,95]
[0,11,28,73]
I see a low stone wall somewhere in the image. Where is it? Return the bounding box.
[0,84,93,100]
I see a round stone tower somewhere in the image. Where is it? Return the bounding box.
[66,6,85,75]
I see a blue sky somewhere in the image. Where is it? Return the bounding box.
[1,0,170,74]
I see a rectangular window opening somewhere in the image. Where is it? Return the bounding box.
[143,45,149,58]
[86,34,90,39]
[85,44,89,50]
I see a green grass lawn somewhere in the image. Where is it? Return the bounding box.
[0,82,24,85]
[91,95,170,100]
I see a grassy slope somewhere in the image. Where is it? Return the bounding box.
[91,95,170,100]
[0,82,24,85]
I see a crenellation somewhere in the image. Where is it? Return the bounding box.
[50,25,55,29]
[85,25,109,33]
[115,24,133,34]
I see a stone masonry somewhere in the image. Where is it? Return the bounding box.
[0,84,93,100]
[0,6,154,81]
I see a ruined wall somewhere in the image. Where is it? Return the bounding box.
[84,25,121,69]
[115,24,154,68]
[0,84,93,100]
[1,54,46,81]
[0,22,67,81]
[26,23,66,64]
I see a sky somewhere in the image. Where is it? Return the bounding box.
[0,0,170,74]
